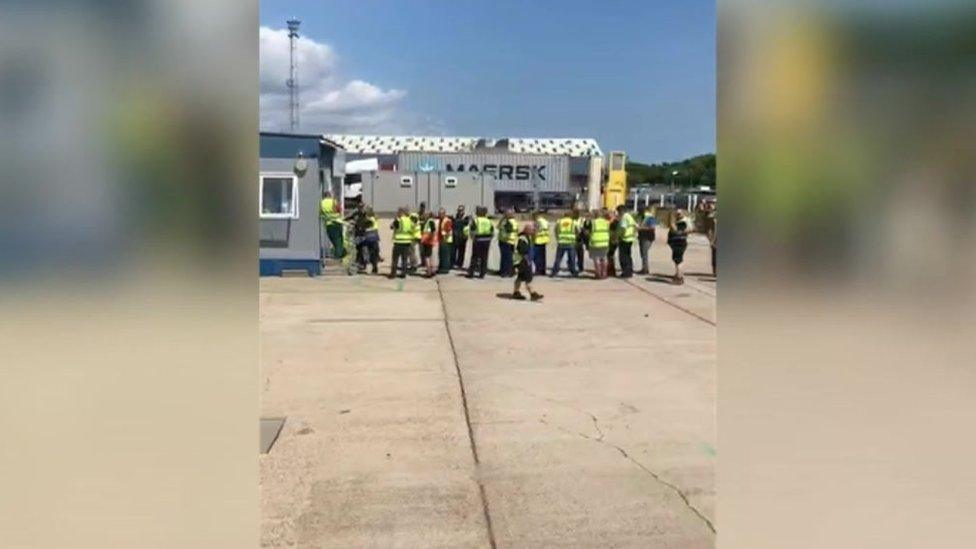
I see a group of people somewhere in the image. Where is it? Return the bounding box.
[334,199,717,293]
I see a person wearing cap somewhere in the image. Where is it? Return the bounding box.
[512,223,544,301]
[668,209,690,284]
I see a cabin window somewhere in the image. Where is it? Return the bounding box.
[259,173,299,219]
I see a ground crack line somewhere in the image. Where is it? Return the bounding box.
[538,416,715,535]
[435,279,498,549]
[621,279,716,326]
[610,443,716,534]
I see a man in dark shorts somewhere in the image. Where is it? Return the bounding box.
[512,224,543,301]
[668,209,690,284]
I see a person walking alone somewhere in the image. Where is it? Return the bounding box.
[388,207,414,279]
[512,224,544,301]
[550,211,579,277]
[616,205,637,278]
[466,206,494,279]
[532,210,550,275]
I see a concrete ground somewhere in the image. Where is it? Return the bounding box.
[261,224,715,548]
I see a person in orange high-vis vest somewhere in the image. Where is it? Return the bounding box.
[419,211,437,278]
[436,208,454,275]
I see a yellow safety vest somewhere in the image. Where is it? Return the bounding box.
[619,212,636,243]
[410,214,422,241]
[556,217,576,245]
[572,218,583,234]
[365,216,379,234]
[590,218,610,249]
[462,224,471,239]
[474,216,493,237]
[394,215,414,244]
[320,198,339,223]
[534,217,550,245]
[499,218,518,245]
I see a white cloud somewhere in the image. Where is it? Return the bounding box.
[259,26,409,133]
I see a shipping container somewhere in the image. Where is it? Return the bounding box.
[398,152,571,193]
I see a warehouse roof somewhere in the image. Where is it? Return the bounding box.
[323,135,603,157]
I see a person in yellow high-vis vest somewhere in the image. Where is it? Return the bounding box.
[550,212,579,277]
[388,206,415,279]
[497,209,518,277]
[589,209,611,279]
[466,206,494,279]
[532,211,550,275]
[320,191,345,259]
[616,205,637,278]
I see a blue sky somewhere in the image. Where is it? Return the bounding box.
[260,0,715,163]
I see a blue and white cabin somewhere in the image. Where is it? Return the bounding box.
[259,132,346,276]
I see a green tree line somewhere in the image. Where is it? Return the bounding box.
[626,153,715,188]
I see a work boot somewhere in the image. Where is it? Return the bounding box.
[530,292,544,301]
[512,291,526,300]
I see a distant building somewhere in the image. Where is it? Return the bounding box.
[325,134,605,213]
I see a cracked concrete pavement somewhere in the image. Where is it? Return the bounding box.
[261,230,715,547]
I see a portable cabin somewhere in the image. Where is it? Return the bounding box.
[259,132,345,276]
